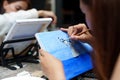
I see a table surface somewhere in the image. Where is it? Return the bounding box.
[0,62,97,80]
[0,62,43,79]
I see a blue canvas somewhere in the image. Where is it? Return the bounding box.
[35,30,93,80]
[63,53,93,80]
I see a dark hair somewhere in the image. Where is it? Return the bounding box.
[0,0,31,14]
[81,0,120,79]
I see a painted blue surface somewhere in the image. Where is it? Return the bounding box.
[63,53,93,80]
[35,30,93,80]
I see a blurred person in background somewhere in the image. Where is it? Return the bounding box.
[0,0,57,43]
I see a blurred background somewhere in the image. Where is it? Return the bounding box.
[27,0,85,29]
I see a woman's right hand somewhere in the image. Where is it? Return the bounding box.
[60,23,93,44]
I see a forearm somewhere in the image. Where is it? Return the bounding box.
[47,63,66,80]
[38,10,45,17]
[49,69,66,80]
[4,9,38,21]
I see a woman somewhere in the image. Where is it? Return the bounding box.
[0,0,57,43]
[0,0,57,23]
[39,0,120,79]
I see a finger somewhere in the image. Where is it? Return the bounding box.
[71,27,78,35]
[68,26,78,36]
[60,28,68,32]
[68,27,73,36]
[70,35,80,40]
[53,17,57,24]
[71,33,88,42]
[71,35,86,41]
[51,15,57,24]
[45,15,57,24]
[49,12,57,24]
[39,49,45,57]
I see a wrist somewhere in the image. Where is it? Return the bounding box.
[49,66,66,80]
[38,10,44,17]
[89,36,96,49]
[49,74,66,80]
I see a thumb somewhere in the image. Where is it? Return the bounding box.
[39,49,46,57]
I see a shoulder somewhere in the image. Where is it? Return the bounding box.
[0,14,10,26]
[14,8,38,19]
[1,9,38,21]
[111,53,120,80]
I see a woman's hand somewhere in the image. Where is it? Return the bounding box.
[61,23,93,44]
[38,10,57,24]
[39,49,66,80]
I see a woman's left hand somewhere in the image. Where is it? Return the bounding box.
[39,49,66,80]
[38,10,57,24]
